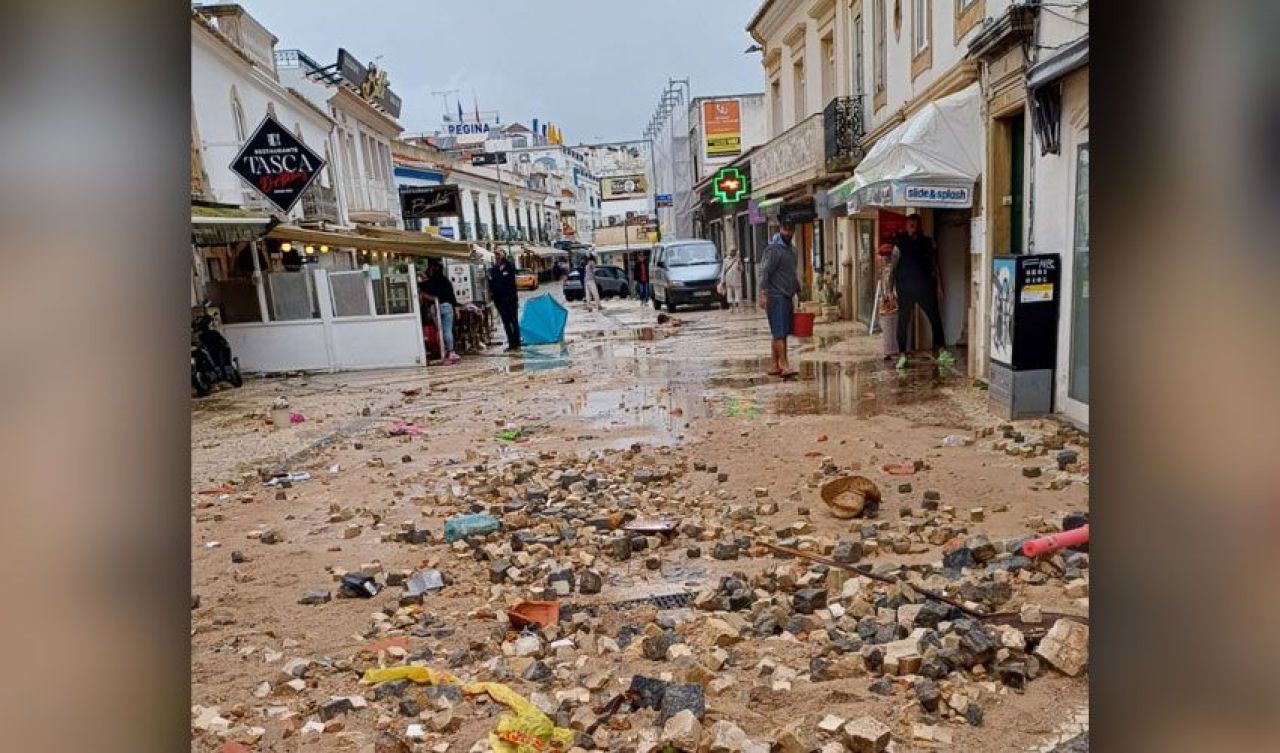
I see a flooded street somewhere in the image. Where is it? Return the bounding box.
[191,295,1089,753]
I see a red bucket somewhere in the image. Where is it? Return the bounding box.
[791,311,815,338]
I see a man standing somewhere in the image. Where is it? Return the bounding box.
[756,221,801,377]
[488,248,522,351]
[582,253,601,311]
[888,212,947,368]
[632,252,650,304]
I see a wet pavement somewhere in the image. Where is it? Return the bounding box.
[192,293,1087,753]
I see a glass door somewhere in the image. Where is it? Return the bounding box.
[1068,143,1089,403]
[855,219,876,323]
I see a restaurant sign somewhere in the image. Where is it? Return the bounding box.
[230,114,326,214]
[400,185,462,219]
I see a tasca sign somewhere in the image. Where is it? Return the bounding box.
[230,114,326,214]
[400,185,461,219]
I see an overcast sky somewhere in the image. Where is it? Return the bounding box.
[237,0,765,143]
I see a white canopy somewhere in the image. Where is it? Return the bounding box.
[834,83,983,211]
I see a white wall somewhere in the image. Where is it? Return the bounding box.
[855,0,1013,136]
[1038,70,1089,426]
[224,321,331,372]
[191,21,334,215]
[223,268,427,373]
[330,315,425,370]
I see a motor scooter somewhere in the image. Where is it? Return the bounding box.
[191,305,241,396]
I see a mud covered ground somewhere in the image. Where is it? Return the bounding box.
[191,295,1089,753]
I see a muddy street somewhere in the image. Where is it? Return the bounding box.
[191,297,1089,753]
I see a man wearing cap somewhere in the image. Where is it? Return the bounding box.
[756,221,801,377]
[889,212,947,367]
[488,248,522,351]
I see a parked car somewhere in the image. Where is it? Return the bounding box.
[515,268,538,290]
[562,265,630,301]
[649,239,726,312]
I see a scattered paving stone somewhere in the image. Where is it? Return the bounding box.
[832,539,863,563]
[578,569,603,594]
[712,541,739,560]
[792,588,826,615]
[319,697,354,721]
[522,660,552,682]
[914,678,941,712]
[659,683,705,724]
[965,703,985,726]
[661,709,703,751]
[868,677,895,695]
[842,716,892,753]
[299,588,331,605]
[966,534,998,563]
[1023,466,1043,478]
[1035,618,1089,676]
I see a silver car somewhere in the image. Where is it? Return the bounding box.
[649,239,726,312]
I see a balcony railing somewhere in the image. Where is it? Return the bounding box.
[477,223,491,241]
[300,183,340,223]
[460,221,473,241]
[824,96,866,173]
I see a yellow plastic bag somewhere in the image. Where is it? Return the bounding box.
[360,665,458,687]
[463,681,575,753]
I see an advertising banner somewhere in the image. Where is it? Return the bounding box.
[602,174,648,201]
[703,99,742,157]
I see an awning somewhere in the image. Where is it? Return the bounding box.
[472,244,495,264]
[1027,35,1088,91]
[838,83,982,212]
[191,205,275,246]
[266,225,473,260]
[755,197,783,215]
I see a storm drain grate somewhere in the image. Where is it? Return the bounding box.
[607,591,698,611]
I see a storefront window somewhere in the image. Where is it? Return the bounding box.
[1068,143,1089,403]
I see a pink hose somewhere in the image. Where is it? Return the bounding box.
[1022,525,1090,557]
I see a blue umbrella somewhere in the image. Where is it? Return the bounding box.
[519,293,568,345]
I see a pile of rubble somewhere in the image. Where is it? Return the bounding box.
[194,434,1089,752]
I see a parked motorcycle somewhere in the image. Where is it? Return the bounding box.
[191,306,241,397]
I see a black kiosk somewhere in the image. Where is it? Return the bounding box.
[988,253,1061,418]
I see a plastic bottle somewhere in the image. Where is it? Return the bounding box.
[443,513,502,543]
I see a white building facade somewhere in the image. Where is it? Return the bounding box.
[276,48,404,229]
[191,5,341,225]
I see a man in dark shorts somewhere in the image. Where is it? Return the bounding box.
[756,221,801,377]
[888,212,947,368]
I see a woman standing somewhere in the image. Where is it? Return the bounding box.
[720,248,744,310]
[421,262,461,364]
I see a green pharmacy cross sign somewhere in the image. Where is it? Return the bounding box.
[712,166,748,204]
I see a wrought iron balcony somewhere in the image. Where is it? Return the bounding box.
[824,95,866,173]
[300,183,340,223]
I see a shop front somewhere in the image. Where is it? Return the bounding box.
[193,218,476,373]
[829,84,984,357]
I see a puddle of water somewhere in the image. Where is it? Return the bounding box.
[565,379,713,435]
[773,356,966,418]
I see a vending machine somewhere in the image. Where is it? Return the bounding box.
[988,253,1060,418]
